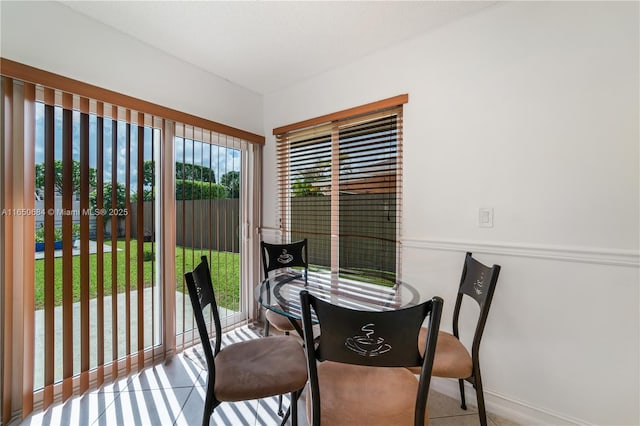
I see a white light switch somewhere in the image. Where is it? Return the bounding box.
[479,208,494,228]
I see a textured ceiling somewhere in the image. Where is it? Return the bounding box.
[63,1,496,95]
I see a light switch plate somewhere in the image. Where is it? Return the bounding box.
[479,208,494,228]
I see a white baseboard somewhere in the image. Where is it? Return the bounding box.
[430,378,592,426]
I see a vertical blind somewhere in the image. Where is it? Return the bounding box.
[172,125,249,353]
[1,59,263,423]
[275,96,406,284]
[29,85,163,410]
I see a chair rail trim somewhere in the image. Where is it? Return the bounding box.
[403,238,638,267]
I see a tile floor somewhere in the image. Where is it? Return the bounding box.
[20,326,518,426]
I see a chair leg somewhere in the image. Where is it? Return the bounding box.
[458,378,467,410]
[474,373,487,426]
[280,402,290,425]
[274,331,290,416]
[291,390,298,426]
[277,394,284,416]
[264,317,293,418]
[203,379,217,426]
[264,318,270,337]
[280,390,301,426]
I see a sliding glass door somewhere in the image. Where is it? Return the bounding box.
[32,99,162,399]
[1,74,260,419]
[173,127,249,350]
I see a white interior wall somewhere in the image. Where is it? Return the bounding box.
[1,0,638,424]
[0,1,263,135]
[263,2,639,425]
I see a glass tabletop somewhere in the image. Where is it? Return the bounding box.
[256,271,424,321]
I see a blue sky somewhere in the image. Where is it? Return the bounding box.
[35,103,241,186]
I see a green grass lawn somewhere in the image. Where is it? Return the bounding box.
[309,265,396,287]
[34,241,240,311]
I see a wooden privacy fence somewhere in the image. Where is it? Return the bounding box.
[131,199,240,253]
[290,194,397,275]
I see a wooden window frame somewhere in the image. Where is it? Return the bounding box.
[274,95,408,282]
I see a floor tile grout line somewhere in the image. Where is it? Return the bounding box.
[91,388,124,426]
[430,413,480,420]
[93,381,198,426]
[429,412,479,419]
[173,384,198,426]
[117,385,196,392]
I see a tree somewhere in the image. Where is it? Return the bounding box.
[220,170,240,198]
[89,182,128,212]
[143,160,217,185]
[143,160,155,187]
[35,160,97,194]
[291,161,329,197]
[176,162,216,183]
[292,178,318,197]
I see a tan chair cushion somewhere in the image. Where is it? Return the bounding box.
[214,336,307,401]
[265,308,300,332]
[408,329,473,378]
[307,361,429,426]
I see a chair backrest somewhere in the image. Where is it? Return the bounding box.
[300,290,443,425]
[260,239,308,278]
[184,256,222,372]
[452,252,501,358]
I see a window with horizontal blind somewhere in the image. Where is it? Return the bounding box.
[275,95,406,285]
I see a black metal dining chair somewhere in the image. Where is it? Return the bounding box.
[410,252,501,426]
[185,255,307,426]
[300,289,443,426]
[261,239,308,336]
[260,239,308,415]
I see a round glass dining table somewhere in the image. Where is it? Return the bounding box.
[256,271,424,333]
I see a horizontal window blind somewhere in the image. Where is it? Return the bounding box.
[282,125,333,267]
[338,112,402,282]
[275,97,405,285]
